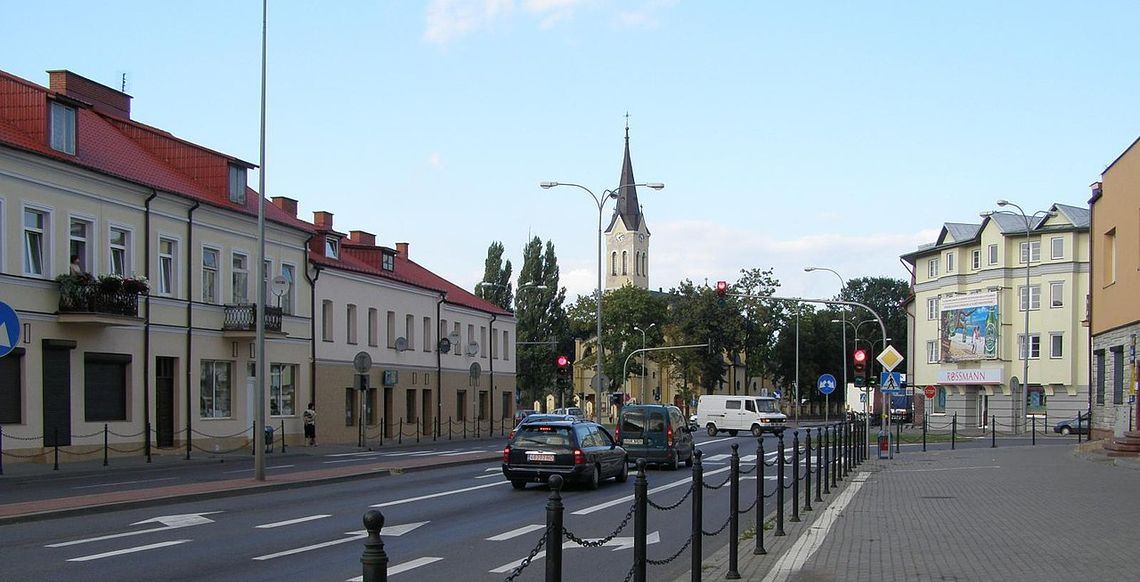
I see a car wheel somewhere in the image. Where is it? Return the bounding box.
[751,424,764,438]
[707,424,718,437]
[511,480,526,490]
[616,459,629,483]
[728,430,739,437]
[685,450,694,467]
[1061,426,1071,435]
[587,464,601,490]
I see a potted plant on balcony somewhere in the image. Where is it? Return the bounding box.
[98,273,124,293]
[123,275,150,295]
[55,272,94,311]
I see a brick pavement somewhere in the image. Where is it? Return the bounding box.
[684,444,1140,582]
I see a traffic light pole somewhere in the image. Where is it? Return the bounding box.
[623,344,710,404]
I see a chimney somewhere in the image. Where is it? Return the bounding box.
[271,196,298,217]
[47,70,131,119]
[349,230,376,246]
[313,211,334,229]
[396,242,409,258]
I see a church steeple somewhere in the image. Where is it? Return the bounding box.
[604,117,651,291]
[607,119,645,234]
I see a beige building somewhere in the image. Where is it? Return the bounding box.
[902,203,1090,430]
[1090,137,1140,442]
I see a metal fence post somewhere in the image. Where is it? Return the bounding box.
[814,428,823,502]
[281,419,287,453]
[753,441,765,556]
[822,427,830,495]
[727,445,740,579]
[635,459,648,582]
[991,414,996,448]
[54,428,60,471]
[893,418,899,456]
[417,417,422,444]
[775,430,786,536]
[831,423,839,486]
[836,423,844,482]
[923,414,927,452]
[1032,414,1036,446]
[448,416,453,441]
[0,425,4,475]
[1078,412,1083,443]
[361,509,388,582]
[103,423,109,467]
[790,432,800,523]
[803,430,813,512]
[547,475,565,582]
[399,418,404,445]
[951,413,957,450]
[185,425,192,460]
[692,450,705,580]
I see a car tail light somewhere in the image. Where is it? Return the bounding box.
[508,430,516,440]
[667,424,674,447]
[573,448,585,465]
[615,425,621,442]
[502,446,511,463]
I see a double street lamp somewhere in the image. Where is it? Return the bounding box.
[805,266,848,408]
[540,181,664,422]
[633,323,656,403]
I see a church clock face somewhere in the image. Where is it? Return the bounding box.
[617,234,626,241]
[638,234,646,241]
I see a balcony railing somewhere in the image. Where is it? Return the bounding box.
[223,304,283,333]
[58,284,140,317]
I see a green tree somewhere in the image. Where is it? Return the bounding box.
[514,237,570,405]
[736,267,782,391]
[839,276,910,366]
[564,285,667,397]
[475,241,512,309]
[664,280,745,394]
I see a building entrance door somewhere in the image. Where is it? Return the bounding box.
[976,393,989,428]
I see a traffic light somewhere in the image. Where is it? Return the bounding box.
[853,348,867,387]
[556,355,570,382]
[715,280,728,297]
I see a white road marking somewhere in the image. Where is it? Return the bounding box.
[345,557,444,581]
[371,481,508,508]
[572,467,730,516]
[325,451,383,458]
[695,436,738,446]
[255,515,331,529]
[47,512,219,547]
[440,451,486,456]
[704,454,731,462]
[224,464,295,474]
[67,540,190,562]
[253,522,427,560]
[761,472,869,582]
[486,524,545,541]
[72,477,177,490]
[475,472,503,479]
[324,458,382,464]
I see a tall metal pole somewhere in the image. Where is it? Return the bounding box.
[795,306,800,424]
[595,200,604,422]
[253,0,268,482]
[806,267,847,423]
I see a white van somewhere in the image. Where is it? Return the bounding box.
[696,395,787,437]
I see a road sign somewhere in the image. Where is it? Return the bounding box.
[352,351,372,374]
[924,386,937,399]
[817,373,837,395]
[877,345,904,371]
[0,300,20,358]
[859,393,867,403]
[880,372,906,395]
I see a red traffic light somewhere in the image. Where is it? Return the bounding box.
[715,280,728,297]
[853,349,867,363]
[556,355,570,368]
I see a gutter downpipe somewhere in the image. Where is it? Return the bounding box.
[143,190,158,462]
[490,312,497,435]
[436,294,446,437]
[184,200,200,460]
[304,258,322,407]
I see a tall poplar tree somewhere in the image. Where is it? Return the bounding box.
[476,241,512,309]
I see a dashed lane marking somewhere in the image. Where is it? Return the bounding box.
[67,540,190,562]
[255,515,331,529]
[72,477,177,490]
[371,481,509,508]
[486,524,545,541]
[346,556,444,580]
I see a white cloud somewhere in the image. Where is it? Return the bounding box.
[614,0,676,29]
[428,152,444,170]
[424,0,514,45]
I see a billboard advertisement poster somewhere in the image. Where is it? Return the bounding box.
[939,291,999,362]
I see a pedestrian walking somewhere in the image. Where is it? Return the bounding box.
[303,402,317,446]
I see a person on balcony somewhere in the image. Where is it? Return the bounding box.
[70,254,83,275]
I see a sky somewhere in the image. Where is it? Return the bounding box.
[4,1,1139,302]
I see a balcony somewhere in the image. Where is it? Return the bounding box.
[223,304,284,337]
[57,276,143,325]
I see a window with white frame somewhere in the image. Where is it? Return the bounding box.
[69,218,92,273]
[971,249,980,270]
[932,387,947,414]
[1049,333,1063,358]
[368,308,379,347]
[1049,281,1063,308]
[423,316,431,351]
[200,360,232,418]
[23,208,48,276]
[261,259,272,306]
[158,237,177,296]
[1019,240,1041,263]
[270,363,296,417]
[382,252,394,271]
[346,304,358,344]
[50,101,76,154]
[945,252,955,273]
[387,311,396,348]
[1018,334,1041,360]
[926,297,938,320]
[232,252,248,304]
[325,236,339,259]
[452,322,461,355]
[321,300,333,342]
[1018,284,1041,311]
[927,257,939,278]
[502,330,510,361]
[109,227,130,276]
[988,244,998,265]
[228,164,247,205]
[280,264,295,314]
[405,314,415,348]
[202,248,219,303]
[1050,236,1064,260]
[926,340,939,363]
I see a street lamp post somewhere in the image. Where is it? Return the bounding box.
[806,267,847,421]
[633,323,656,403]
[540,181,664,422]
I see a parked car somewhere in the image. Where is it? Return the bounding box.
[1053,412,1090,435]
[553,406,586,420]
[513,409,538,424]
[616,404,694,469]
[507,413,576,440]
[502,419,627,490]
[696,394,787,436]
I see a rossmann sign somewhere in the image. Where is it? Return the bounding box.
[937,369,1003,385]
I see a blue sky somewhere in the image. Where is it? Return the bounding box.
[4,1,1138,301]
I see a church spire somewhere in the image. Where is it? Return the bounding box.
[607,114,643,233]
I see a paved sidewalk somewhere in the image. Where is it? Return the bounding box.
[0,440,503,524]
[687,444,1140,582]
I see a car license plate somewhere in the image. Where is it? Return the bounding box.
[527,452,554,462]
[624,438,643,445]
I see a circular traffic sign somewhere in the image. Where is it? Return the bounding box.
[924,385,937,399]
[817,373,837,395]
[0,301,20,358]
[352,351,373,374]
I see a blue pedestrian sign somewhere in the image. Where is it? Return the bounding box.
[880,371,906,395]
[817,373,837,395]
[0,300,20,358]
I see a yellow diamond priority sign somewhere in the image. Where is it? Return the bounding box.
[877,345,904,372]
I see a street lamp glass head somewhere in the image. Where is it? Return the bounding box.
[539,181,558,189]
[979,211,993,218]
[996,199,1009,207]
[646,182,665,190]
[804,267,817,272]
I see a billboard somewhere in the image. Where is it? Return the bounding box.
[939,291,999,362]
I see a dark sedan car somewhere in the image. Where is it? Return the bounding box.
[1053,412,1090,435]
[502,419,628,490]
[507,413,576,440]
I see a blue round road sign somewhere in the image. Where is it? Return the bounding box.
[0,300,20,358]
[817,373,837,395]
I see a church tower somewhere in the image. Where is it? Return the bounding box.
[605,124,650,290]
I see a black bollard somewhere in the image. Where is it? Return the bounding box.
[145,421,152,463]
[448,416,452,441]
[822,426,830,495]
[727,445,741,579]
[790,432,800,523]
[952,413,957,450]
[991,415,996,448]
[814,428,823,502]
[54,427,59,471]
[281,419,287,453]
[361,509,388,582]
[0,425,5,475]
[692,450,705,579]
[754,441,766,556]
[923,416,927,452]
[804,430,813,512]
[633,460,652,582]
[103,423,109,467]
[775,430,786,536]
[1032,414,1036,446]
[831,424,839,487]
[185,425,191,460]
[894,418,900,455]
[547,475,565,582]
[399,418,404,445]
[417,417,422,444]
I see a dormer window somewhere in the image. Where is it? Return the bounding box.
[228,164,247,204]
[50,101,76,154]
[382,252,394,271]
[325,236,339,259]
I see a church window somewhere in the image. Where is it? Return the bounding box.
[622,251,627,275]
[635,252,640,275]
[642,253,647,276]
[611,252,617,276]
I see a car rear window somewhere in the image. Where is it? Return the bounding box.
[513,425,573,450]
[646,411,665,432]
[622,409,645,434]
